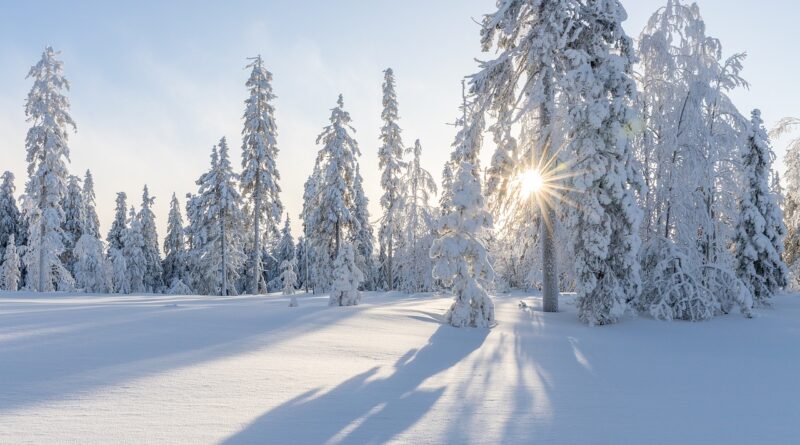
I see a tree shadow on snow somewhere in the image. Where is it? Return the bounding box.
[221,324,489,445]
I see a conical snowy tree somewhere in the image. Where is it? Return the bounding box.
[282,259,298,307]
[240,55,282,295]
[398,139,438,292]
[196,138,246,296]
[122,206,146,293]
[73,228,109,293]
[306,95,362,291]
[110,247,130,294]
[268,215,295,290]
[330,242,364,306]
[162,193,188,288]
[353,165,377,290]
[295,236,311,292]
[139,185,163,292]
[431,92,495,328]
[2,234,21,291]
[82,170,100,238]
[107,192,128,254]
[61,174,84,276]
[0,171,21,252]
[734,110,788,307]
[300,165,320,291]
[377,68,406,290]
[72,172,108,294]
[21,47,75,291]
[562,1,643,325]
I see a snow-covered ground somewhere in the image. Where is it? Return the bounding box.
[0,290,797,444]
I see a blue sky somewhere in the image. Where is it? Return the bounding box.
[1,0,798,237]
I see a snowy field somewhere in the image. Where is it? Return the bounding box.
[1,291,798,445]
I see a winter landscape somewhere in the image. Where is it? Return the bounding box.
[1,0,799,444]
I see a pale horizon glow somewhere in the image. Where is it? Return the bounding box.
[0,0,798,241]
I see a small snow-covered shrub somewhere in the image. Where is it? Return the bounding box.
[638,237,717,321]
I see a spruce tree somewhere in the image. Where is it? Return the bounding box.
[107,192,128,253]
[2,234,21,291]
[162,193,187,288]
[240,55,282,295]
[734,110,788,306]
[564,1,643,325]
[353,165,376,290]
[0,171,21,252]
[61,175,84,276]
[123,206,146,293]
[330,242,364,306]
[196,138,246,296]
[377,68,406,290]
[306,95,362,290]
[22,47,75,291]
[139,185,163,291]
[431,91,495,328]
[82,170,100,238]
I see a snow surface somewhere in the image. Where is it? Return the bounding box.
[1,291,798,444]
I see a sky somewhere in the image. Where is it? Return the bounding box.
[1,0,798,240]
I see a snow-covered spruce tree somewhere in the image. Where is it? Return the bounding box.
[734,110,788,307]
[139,185,163,292]
[300,166,319,291]
[162,193,188,288]
[73,226,109,293]
[397,139,438,292]
[82,170,100,238]
[240,55,282,295]
[110,247,130,294]
[183,193,204,292]
[61,175,84,276]
[330,242,364,306]
[561,1,643,325]
[107,192,128,253]
[197,138,246,296]
[21,47,75,291]
[268,215,295,290]
[281,260,298,307]
[2,234,21,291]
[306,95,362,292]
[122,206,146,293]
[0,171,21,252]
[431,91,495,328]
[295,236,310,292]
[72,171,108,294]
[353,164,377,290]
[377,68,406,290]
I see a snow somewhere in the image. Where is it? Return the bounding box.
[1,291,797,444]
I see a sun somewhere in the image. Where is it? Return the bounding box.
[519,169,545,196]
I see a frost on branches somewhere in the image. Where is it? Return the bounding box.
[21,47,75,292]
[431,91,495,328]
[330,242,364,307]
[123,207,147,293]
[734,110,788,307]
